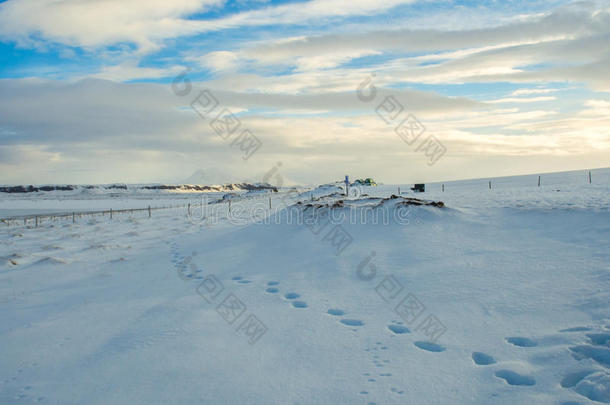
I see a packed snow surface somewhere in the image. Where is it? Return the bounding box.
[1,168,609,404]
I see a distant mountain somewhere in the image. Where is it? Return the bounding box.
[0,169,280,194]
[183,169,234,185]
[0,183,277,194]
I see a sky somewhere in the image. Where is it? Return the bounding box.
[0,0,609,185]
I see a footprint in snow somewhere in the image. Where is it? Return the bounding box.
[569,344,610,367]
[414,341,446,352]
[561,369,610,403]
[560,370,596,388]
[267,281,279,286]
[281,293,307,307]
[559,327,610,402]
[362,343,406,400]
[586,332,610,346]
[387,324,410,335]
[230,276,251,284]
[327,309,345,316]
[340,319,364,327]
[506,337,538,347]
[265,287,279,293]
[472,352,496,365]
[494,370,536,386]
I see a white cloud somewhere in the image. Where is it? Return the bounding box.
[90,62,187,81]
[234,5,604,64]
[0,0,415,53]
[177,5,610,94]
[488,96,557,104]
[196,51,240,72]
[511,88,559,96]
[1,78,608,185]
[0,0,224,53]
[193,0,416,31]
[579,99,610,117]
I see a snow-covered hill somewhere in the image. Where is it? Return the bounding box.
[0,168,609,404]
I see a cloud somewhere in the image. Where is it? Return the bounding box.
[0,77,482,182]
[234,5,605,63]
[1,77,608,185]
[0,0,415,54]
[90,62,187,81]
[175,5,610,93]
[191,0,417,31]
[462,57,610,92]
[0,0,225,53]
[488,96,557,104]
[196,51,240,72]
[205,85,483,113]
[510,88,559,96]
[579,99,610,117]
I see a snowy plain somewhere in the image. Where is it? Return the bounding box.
[1,168,609,404]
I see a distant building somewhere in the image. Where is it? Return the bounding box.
[411,184,425,192]
[353,178,377,186]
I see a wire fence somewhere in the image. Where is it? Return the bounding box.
[0,204,187,227]
[0,192,287,228]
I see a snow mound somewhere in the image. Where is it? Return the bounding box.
[295,194,444,210]
[0,253,21,266]
[34,256,70,265]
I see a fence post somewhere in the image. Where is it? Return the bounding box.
[442,184,444,192]
[228,200,231,214]
[73,212,75,223]
[269,197,272,209]
[398,186,400,194]
[24,218,26,225]
[188,203,191,216]
[589,171,592,183]
[148,206,151,217]
[110,209,113,219]
[489,181,492,190]
[35,216,38,227]
[538,176,541,187]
